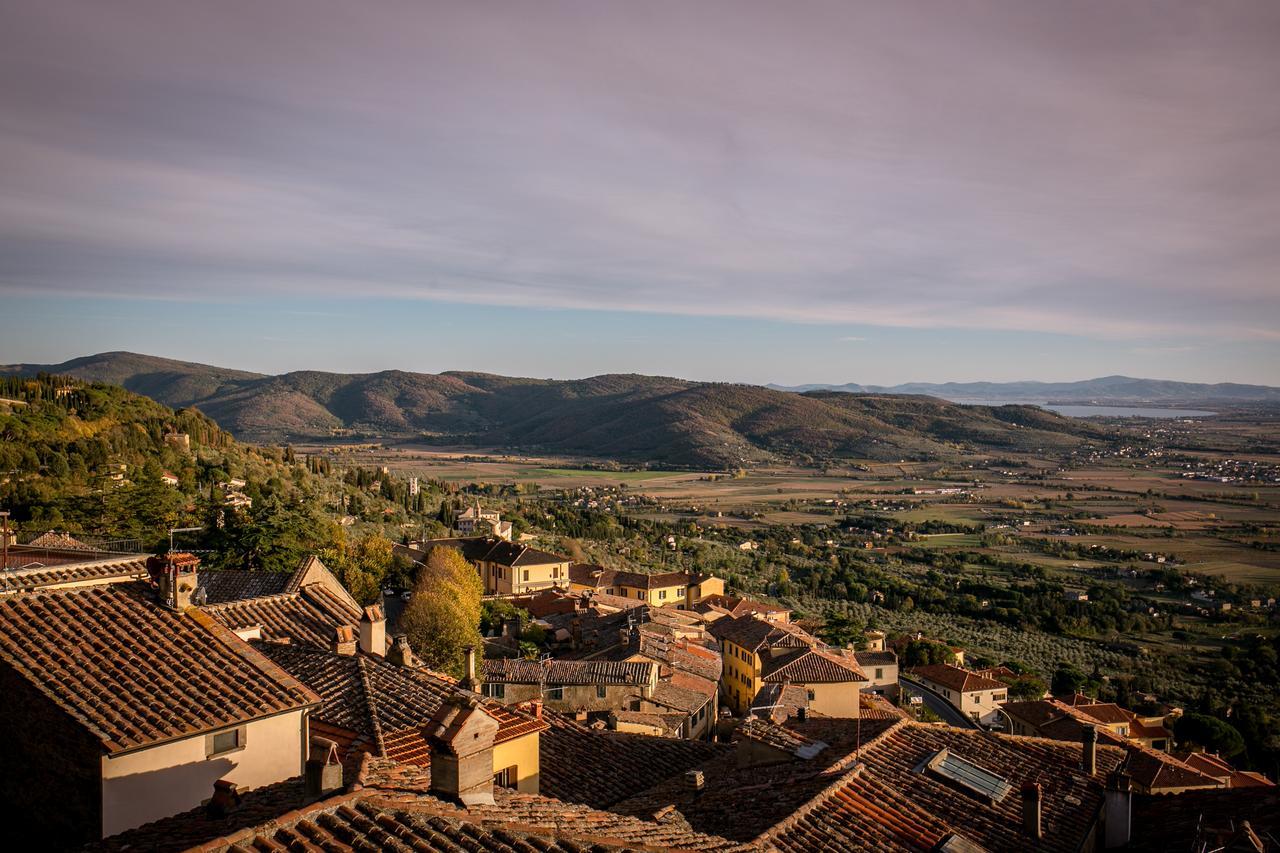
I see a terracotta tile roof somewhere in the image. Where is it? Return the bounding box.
[708,613,814,652]
[480,539,569,567]
[611,717,903,842]
[256,642,545,768]
[766,725,1128,853]
[751,682,811,723]
[198,568,297,604]
[648,681,714,714]
[1181,752,1277,788]
[201,583,363,649]
[855,650,899,668]
[695,594,791,618]
[0,584,318,754]
[0,556,149,595]
[736,718,829,759]
[344,758,757,852]
[25,530,95,550]
[612,709,689,736]
[1072,701,1135,726]
[762,647,867,683]
[483,657,656,686]
[1127,786,1280,851]
[539,710,730,808]
[1008,699,1219,793]
[907,663,1007,694]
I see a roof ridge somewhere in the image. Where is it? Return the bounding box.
[199,589,301,610]
[354,656,388,756]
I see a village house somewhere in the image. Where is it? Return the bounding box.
[999,697,1232,795]
[481,658,658,717]
[0,554,321,845]
[710,613,867,717]
[259,640,547,794]
[689,592,791,623]
[907,663,1008,724]
[456,503,513,541]
[567,563,725,607]
[399,537,573,596]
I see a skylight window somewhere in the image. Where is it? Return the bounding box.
[919,749,1012,803]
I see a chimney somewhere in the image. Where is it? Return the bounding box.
[427,699,500,806]
[305,737,343,798]
[685,769,705,794]
[387,634,417,668]
[1104,771,1132,848]
[359,604,386,657]
[331,625,357,656]
[1082,724,1098,776]
[148,552,200,612]
[1021,782,1043,840]
[570,616,583,650]
[205,779,241,818]
[462,645,480,692]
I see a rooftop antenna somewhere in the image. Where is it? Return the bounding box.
[168,526,203,553]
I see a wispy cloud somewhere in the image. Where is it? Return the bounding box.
[1,1,1278,345]
[839,336,867,342]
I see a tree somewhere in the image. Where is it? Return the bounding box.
[321,531,395,605]
[1175,713,1246,759]
[400,546,484,678]
[902,639,952,667]
[1051,663,1088,698]
[1008,675,1048,701]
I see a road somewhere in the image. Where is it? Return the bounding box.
[898,675,977,728]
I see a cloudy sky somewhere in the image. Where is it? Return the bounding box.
[1,1,1278,384]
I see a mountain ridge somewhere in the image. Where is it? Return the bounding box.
[768,374,1280,403]
[2,351,1123,467]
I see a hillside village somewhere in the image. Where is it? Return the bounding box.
[0,503,1275,852]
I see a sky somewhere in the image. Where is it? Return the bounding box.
[1,1,1278,385]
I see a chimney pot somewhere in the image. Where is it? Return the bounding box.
[1082,724,1098,776]
[386,634,417,667]
[206,779,241,818]
[463,645,480,692]
[1021,782,1043,839]
[685,769,705,792]
[305,737,343,798]
[358,604,386,657]
[427,699,499,806]
[331,625,358,656]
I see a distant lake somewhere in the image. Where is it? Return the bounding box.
[944,398,1218,419]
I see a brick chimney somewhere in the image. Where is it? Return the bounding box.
[305,736,343,798]
[148,553,200,612]
[386,634,417,667]
[1103,771,1132,848]
[462,645,480,692]
[332,625,357,656]
[685,769,705,794]
[1082,724,1098,776]
[1021,782,1043,840]
[205,779,241,818]
[427,699,500,806]
[359,604,386,657]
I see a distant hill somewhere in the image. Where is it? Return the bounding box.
[2,352,1116,467]
[769,375,1280,404]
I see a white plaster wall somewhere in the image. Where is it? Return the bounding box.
[100,710,306,838]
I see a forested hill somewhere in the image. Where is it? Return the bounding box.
[1,353,1115,467]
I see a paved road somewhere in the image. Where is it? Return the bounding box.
[898,675,977,728]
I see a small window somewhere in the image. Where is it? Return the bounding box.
[523,570,529,582]
[807,689,816,701]
[546,686,564,700]
[875,668,884,680]
[659,589,667,600]
[494,766,516,788]
[207,727,244,757]
[483,682,505,699]
[597,684,607,699]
